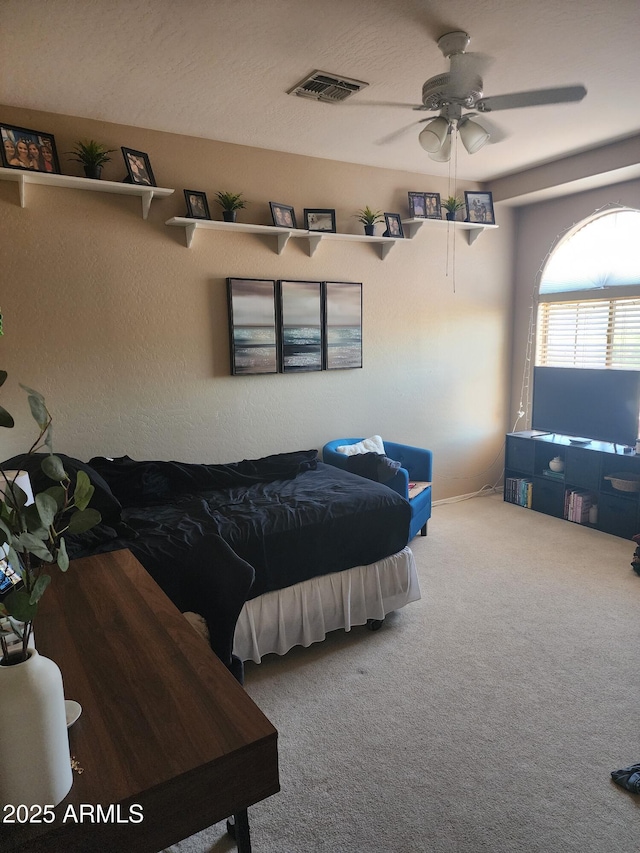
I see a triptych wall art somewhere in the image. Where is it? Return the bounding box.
[227,278,363,375]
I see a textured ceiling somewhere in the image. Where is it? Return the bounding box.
[1,0,639,182]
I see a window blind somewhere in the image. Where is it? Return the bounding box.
[539,209,640,294]
[536,297,640,369]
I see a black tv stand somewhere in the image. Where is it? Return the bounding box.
[504,430,640,539]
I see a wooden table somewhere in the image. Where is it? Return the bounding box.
[0,549,279,853]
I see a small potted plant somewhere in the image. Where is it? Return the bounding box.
[442,196,465,221]
[215,191,247,223]
[67,139,116,180]
[355,206,384,236]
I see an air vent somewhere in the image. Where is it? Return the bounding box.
[288,71,368,103]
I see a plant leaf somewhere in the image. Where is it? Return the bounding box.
[23,505,49,539]
[43,485,65,510]
[23,390,49,429]
[35,492,58,529]
[73,470,94,511]
[41,454,67,482]
[67,507,101,534]
[13,533,54,562]
[0,405,14,428]
[29,572,51,605]
[3,587,38,622]
[56,538,69,571]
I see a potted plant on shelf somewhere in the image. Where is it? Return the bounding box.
[0,369,102,806]
[355,206,384,236]
[442,196,465,221]
[66,139,116,179]
[214,191,247,222]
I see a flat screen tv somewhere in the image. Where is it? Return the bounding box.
[532,366,640,447]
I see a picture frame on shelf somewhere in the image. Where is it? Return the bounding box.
[269,201,297,229]
[324,281,363,371]
[407,191,441,220]
[304,208,336,233]
[383,212,404,238]
[183,189,210,220]
[0,122,60,174]
[464,190,495,224]
[227,278,279,375]
[278,280,323,373]
[121,147,156,187]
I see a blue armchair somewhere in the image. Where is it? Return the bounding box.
[322,438,432,539]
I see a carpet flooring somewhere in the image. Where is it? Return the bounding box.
[165,493,640,852]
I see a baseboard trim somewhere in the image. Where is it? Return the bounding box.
[433,487,499,506]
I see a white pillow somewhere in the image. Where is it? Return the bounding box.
[336,435,385,457]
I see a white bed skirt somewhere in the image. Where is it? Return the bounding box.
[232,546,420,663]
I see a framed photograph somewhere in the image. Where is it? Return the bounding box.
[278,280,323,373]
[183,189,210,220]
[227,278,279,375]
[0,123,60,174]
[269,201,297,229]
[384,212,404,238]
[304,208,336,233]
[324,282,362,370]
[121,147,156,187]
[464,191,495,224]
[407,191,441,220]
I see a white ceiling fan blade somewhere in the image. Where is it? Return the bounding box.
[476,85,587,112]
[375,119,429,146]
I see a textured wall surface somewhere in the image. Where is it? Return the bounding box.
[0,105,514,500]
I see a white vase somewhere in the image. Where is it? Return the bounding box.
[0,648,73,807]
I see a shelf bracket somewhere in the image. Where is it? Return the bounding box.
[379,240,396,260]
[306,235,323,257]
[17,175,26,208]
[140,190,154,221]
[184,223,197,248]
[275,232,291,255]
[402,220,423,239]
[466,227,484,245]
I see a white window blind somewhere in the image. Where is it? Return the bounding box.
[536,298,640,368]
[540,209,640,294]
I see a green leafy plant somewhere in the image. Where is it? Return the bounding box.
[214,191,247,211]
[0,371,101,663]
[66,139,115,167]
[442,195,465,213]
[355,206,384,226]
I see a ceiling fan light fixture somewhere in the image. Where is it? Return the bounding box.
[428,132,452,162]
[418,116,450,153]
[458,117,490,154]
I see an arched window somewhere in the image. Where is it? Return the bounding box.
[535,209,640,368]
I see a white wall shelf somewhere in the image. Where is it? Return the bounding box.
[165,217,405,259]
[165,217,308,253]
[402,217,499,245]
[0,167,174,219]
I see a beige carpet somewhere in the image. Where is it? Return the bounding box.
[166,494,640,853]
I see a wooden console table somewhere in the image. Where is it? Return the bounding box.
[0,549,279,853]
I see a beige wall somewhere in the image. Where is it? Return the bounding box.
[0,105,514,500]
[510,178,640,432]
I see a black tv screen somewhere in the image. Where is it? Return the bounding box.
[532,367,640,447]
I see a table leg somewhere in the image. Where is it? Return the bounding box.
[229,810,252,853]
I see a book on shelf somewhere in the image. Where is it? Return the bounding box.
[564,488,593,523]
[505,476,532,507]
[542,468,564,480]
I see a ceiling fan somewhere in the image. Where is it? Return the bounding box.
[406,31,587,161]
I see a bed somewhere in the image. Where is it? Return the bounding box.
[2,450,421,664]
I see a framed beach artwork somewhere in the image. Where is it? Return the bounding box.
[227,278,279,375]
[323,281,362,370]
[278,280,323,373]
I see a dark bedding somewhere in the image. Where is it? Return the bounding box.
[2,451,411,612]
